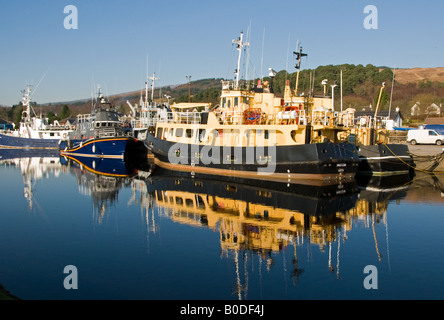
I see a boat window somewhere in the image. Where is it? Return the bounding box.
[290,130,298,143]
[264,130,269,139]
[185,199,194,208]
[196,196,205,209]
[156,127,163,138]
[225,185,237,192]
[169,128,174,137]
[198,129,206,142]
[175,128,183,137]
[186,129,193,138]
[227,100,231,108]
[175,197,183,206]
[222,97,227,108]
[234,97,239,107]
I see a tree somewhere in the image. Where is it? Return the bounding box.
[60,104,70,119]
[46,111,57,124]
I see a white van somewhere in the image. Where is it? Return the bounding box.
[407,129,444,145]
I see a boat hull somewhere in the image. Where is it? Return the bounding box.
[357,144,415,176]
[61,137,147,160]
[145,132,360,184]
[0,133,67,149]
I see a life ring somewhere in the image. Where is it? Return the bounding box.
[22,129,27,135]
[63,133,68,139]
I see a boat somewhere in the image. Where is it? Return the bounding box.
[127,76,171,141]
[340,83,415,176]
[144,32,360,184]
[0,85,73,149]
[60,87,147,160]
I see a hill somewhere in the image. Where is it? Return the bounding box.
[394,67,444,84]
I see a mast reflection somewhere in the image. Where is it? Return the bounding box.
[60,155,153,223]
[0,149,62,210]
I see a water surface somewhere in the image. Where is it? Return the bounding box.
[1,149,443,300]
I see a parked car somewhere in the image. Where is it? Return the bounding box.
[407,129,444,145]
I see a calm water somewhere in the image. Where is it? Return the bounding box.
[1,149,444,301]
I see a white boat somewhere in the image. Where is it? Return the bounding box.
[0,85,73,149]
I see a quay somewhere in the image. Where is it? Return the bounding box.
[406,144,444,172]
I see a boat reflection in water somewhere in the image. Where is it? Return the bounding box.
[0,148,62,210]
[137,167,419,299]
[142,169,360,297]
[60,155,154,223]
[6,147,444,299]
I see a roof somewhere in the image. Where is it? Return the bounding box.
[354,110,403,120]
[424,117,444,125]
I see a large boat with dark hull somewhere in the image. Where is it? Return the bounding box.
[145,32,360,185]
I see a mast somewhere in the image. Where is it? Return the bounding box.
[388,67,395,119]
[233,31,250,90]
[149,72,160,102]
[293,45,308,96]
[340,69,343,112]
[21,85,33,123]
[373,82,386,129]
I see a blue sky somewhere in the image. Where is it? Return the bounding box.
[1,0,443,106]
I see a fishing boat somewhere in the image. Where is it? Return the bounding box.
[0,85,73,149]
[127,76,171,141]
[60,87,147,160]
[144,32,360,185]
[340,83,415,176]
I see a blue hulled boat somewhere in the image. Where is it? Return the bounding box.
[60,87,147,160]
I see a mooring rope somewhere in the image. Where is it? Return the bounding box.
[383,143,444,174]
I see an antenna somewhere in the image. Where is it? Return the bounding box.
[30,69,49,98]
[260,28,265,81]
[145,54,149,106]
[186,75,192,103]
[245,21,252,84]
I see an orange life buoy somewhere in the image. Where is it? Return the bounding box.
[22,129,27,135]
